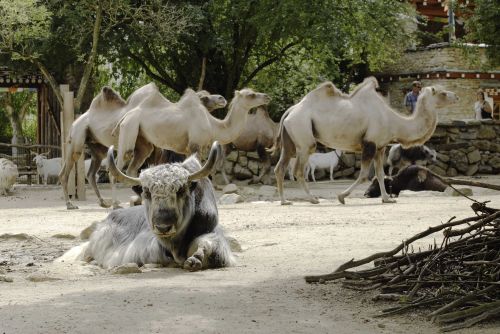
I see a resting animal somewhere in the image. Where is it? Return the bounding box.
[0,158,18,195]
[66,142,234,271]
[387,144,437,176]
[364,165,448,198]
[33,153,62,185]
[305,149,342,182]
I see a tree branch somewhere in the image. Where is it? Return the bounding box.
[197,56,206,91]
[31,58,64,109]
[75,0,103,113]
[241,41,299,87]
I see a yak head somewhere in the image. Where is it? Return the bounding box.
[107,142,221,238]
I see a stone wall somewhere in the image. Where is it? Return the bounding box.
[220,120,500,183]
[381,78,500,122]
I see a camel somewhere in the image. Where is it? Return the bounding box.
[59,83,226,210]
[272,77,458,205]
[114,88,270,177]
[218,105,278,184]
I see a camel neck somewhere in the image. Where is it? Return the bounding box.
[392,93,437,147]
[209,97,249,144]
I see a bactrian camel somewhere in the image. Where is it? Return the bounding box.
[272,77,458,205]
[114,88,270,177]
[218,105,278,184]
[59,83,226,210]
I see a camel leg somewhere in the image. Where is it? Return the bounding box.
[87,143,112,208]
[374,147,395,203]
[126,138,155,177]
[330,164,334,181]
[310,164,316,183]
[252,145,270,184]
[294,149,318,204]
[274,129,296,205]
[338,141,376,204]
[59,148,80,210]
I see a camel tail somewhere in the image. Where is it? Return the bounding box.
[267,108,292,156]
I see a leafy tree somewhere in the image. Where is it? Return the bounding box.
[464,0,500,65]
[0,91,36,154]
[111,0,415,103]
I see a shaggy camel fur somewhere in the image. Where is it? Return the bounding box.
[114,88,270,177]
[272,77,458,205]
[59,83,225,210]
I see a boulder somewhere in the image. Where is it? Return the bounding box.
[477,126,496,139]
[219,193,244,204]
[247,160,260,175]
[465,164,479,176]
[222,183,239,194]
[0,233,31,241]
[246,151,260,160]
[446,167,458,177]
[341,153,356,168]
[51,233,77,240]
[436,152,450,163]
[26,273,62,282]
[427,165,446,176]
[226,151,238,162]
[257,185,277,197]
[449,150,468,173]
[224,161,234,175]
[233,164,253,180]
[488,156,500,169]
[111,263,142,275]
[238,156,248,167]
[467,150,481,164]
[473,140,490,151]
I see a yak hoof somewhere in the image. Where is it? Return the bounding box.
[280,200,292,206]
[337,194,346,205]
[66,202,79,210]
[382,198,397,204]
[184,257,202,271]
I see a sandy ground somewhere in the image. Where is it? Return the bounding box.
[1,178,499,334]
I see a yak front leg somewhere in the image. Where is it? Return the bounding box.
[183,237,213,271]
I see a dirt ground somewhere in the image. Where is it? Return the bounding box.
[1,178,499,334]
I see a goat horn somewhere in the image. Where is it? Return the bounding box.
[188,142,222,182]
[107,145,141,185]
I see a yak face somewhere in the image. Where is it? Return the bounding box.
[139,164,195,238]
[424,146,437,163]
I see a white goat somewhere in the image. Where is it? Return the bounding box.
[0,158,19,195]
[33,154,62,185]
[305,149,342,182]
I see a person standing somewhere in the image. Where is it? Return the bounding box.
[404,81,422,114]
[474,89,493,120]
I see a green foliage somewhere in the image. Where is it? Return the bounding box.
[464,0,500,65]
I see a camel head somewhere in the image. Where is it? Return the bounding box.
[90,86,126,111]
[231,88,271,110]
[196,90,227,113]
[420,86,458,110]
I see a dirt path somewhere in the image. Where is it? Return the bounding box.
[1,180,499,334]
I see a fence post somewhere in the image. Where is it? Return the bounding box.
[60,85,76,198]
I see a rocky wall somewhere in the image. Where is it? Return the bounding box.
[219,120,499,184]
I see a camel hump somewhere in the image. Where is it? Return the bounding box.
[139,89,170,109]
[177,88,203,110]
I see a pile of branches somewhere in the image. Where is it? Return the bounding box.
[306,202,500,332]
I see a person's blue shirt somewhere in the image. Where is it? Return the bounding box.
[404,91,419,113]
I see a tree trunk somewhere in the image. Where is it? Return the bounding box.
[74,0,103,114]
[9,115,24,156]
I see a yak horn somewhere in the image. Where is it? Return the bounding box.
[107,145,141,185]
[188,141,222,181]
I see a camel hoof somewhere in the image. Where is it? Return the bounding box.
[99,199,113,208]
[382,198,397,204]
[280,200,293,206]
[337,194,346,205]
[66,202,79,210]
[309,197,320,204]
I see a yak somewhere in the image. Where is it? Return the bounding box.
[69,142,235,271]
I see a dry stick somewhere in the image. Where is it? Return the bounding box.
[444,211,500,237]
[429,284,497,320]
[436,300,500,324]
[441,305,500,332]
[304,215,485,283]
